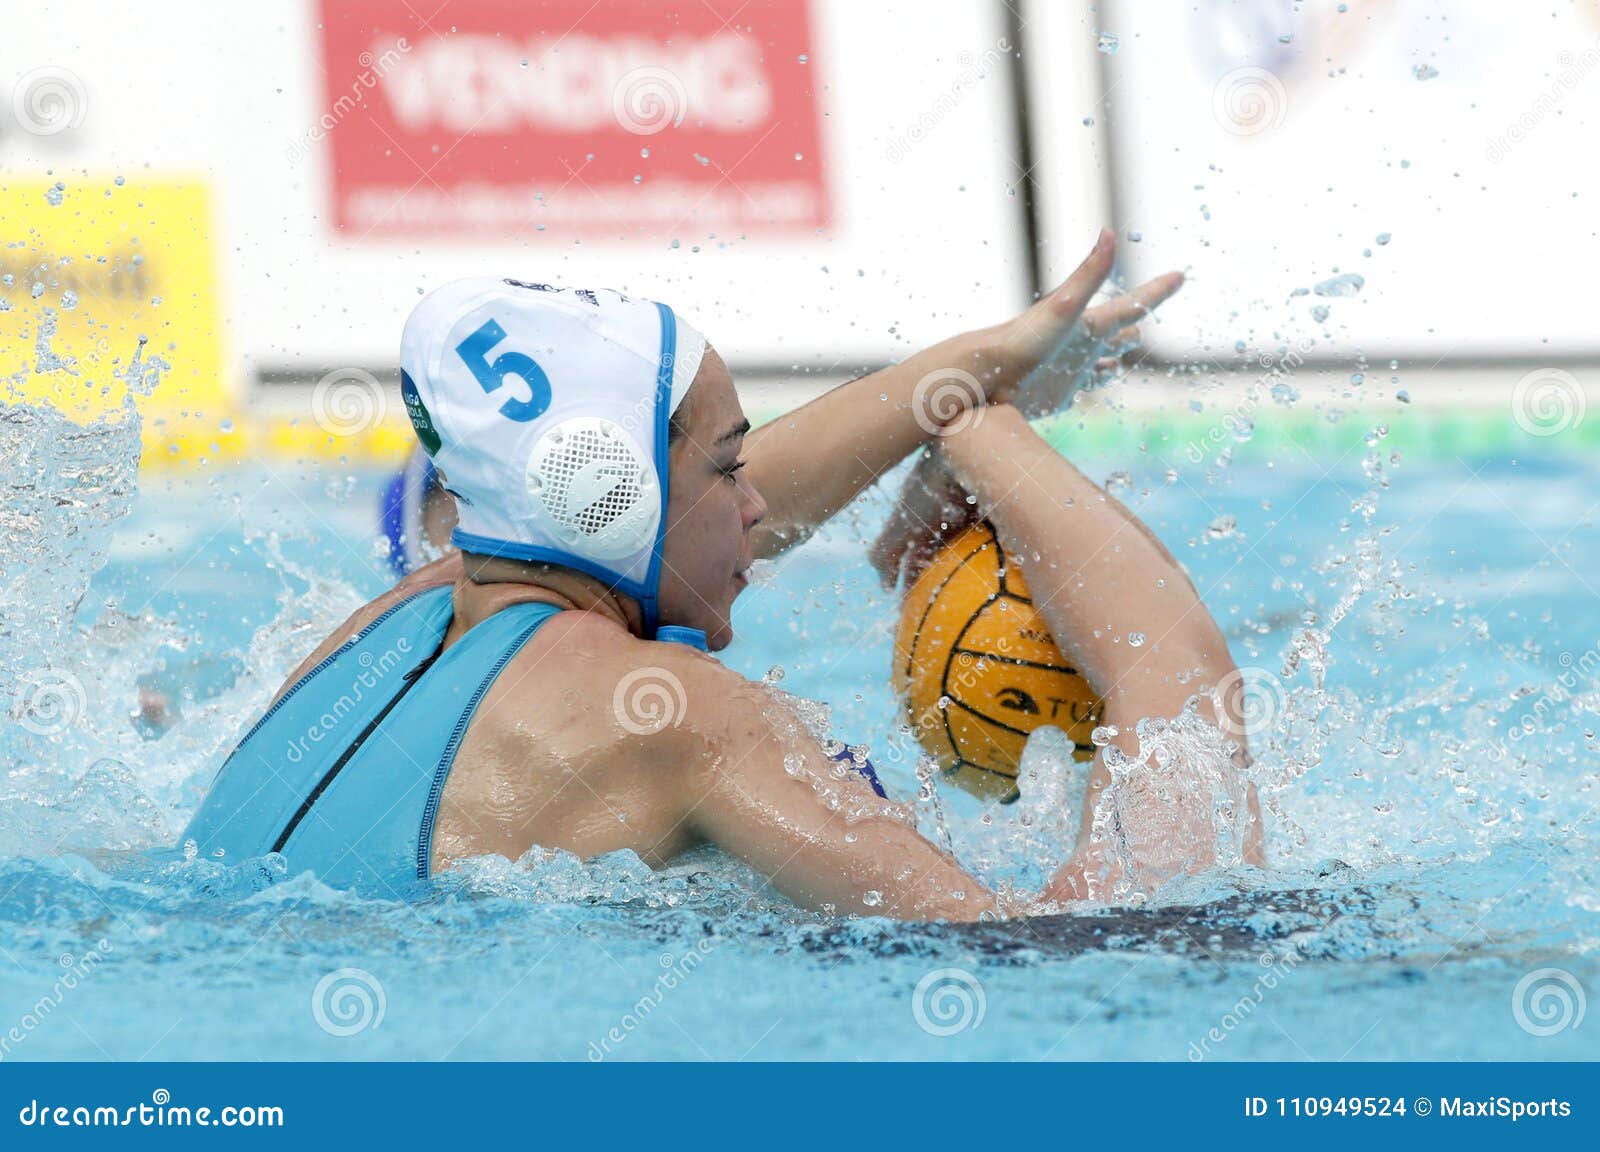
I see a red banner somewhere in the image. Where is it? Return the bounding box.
[315,0,828,238]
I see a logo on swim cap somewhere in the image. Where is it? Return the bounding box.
[400,369,441,455]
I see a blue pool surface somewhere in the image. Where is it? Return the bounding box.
[1,414,1597,1061]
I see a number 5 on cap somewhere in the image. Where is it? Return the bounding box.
[455,318,551,422]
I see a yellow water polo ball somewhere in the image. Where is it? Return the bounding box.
[892,521,1103,802]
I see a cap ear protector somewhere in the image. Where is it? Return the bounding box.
[400,278,704,635]
[526,416,660,560]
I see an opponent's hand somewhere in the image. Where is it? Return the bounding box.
[973,230,1183,417]
[868,447,979,589]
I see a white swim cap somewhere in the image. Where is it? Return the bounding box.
[399,278,706,632]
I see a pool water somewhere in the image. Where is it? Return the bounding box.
[2,401,1597,1061]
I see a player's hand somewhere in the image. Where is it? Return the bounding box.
[970,230,1182,417]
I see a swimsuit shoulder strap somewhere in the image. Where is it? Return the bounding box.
[183,584,458,860]
[268,596,561,888]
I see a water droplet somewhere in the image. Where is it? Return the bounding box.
[1313,273,1365,298]
[862,890,884,907]
[1128,632,1146,647]
[1396,389,1411,403]
[1412,63,1439,81]
[797,54,808,63]
[1376,232,1391,245]
[1128,230,1142,242]
[1095,31,1119,55]
[1207,513,1238,539]
[640,147,650,158]
[1091,724,1119,747]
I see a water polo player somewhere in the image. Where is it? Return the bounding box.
[183,232,1263,918]
[379,445,457,577]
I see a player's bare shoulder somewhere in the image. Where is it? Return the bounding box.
[482,608,733,754]
[269,555,465,707]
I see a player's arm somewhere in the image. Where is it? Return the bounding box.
[743,232,1180,561]
[655,652,1001,921]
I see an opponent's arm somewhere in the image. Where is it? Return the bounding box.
[935,405,1259,894]
[743,232,1180,560]
[934,403,1233,746]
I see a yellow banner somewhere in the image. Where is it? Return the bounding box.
[0,176,238,465]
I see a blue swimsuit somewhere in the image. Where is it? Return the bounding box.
[183,585,885,892]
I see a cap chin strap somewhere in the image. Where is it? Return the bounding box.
[638,301,678,638]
